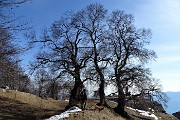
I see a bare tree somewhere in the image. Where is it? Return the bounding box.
[107,10,160,116]
[34,68,50,97]
[0,0,30,89]
[74,3,109,106]
[30,12,93,109]
[46,78,60,99]
[27,4,168,117]
[0,0,29,8]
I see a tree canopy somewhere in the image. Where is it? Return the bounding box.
[28,3,168,116]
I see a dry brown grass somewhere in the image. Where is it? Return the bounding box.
[67,108,125,120]
[66,99,178,120]
[0,89,66,110]
[66,99,125,120]
[0,89,68,120]
[0,90,178,120]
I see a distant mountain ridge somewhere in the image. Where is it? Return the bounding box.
[173,111,180,120]
[165,91,180,114]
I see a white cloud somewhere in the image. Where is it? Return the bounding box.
[154,45,180,53]
[152,72,180,92]
[156,56,180,64]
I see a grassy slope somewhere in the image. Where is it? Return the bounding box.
[67,99,178,120]
[0,89,178,120]
[0,89,68,120]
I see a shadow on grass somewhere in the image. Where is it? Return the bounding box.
[0,97,64,120]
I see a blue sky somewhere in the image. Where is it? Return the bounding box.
[10,0,180,92]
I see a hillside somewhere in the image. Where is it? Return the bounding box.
[0,89,68,119]
[63,101,179,120]
[173,111,180,120]
[0,89,179,120]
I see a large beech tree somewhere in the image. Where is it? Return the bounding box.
[30,12,92,109]
[73,3,109,106]
[107,10,165,116]
[30,4,168,117]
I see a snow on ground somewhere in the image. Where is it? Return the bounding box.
[108,100,117,104]
[127,107,158,120]
[65,99,69,102]
[45,106,82,120]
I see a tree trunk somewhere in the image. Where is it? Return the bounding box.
[94,63,107,106]
[97,78,107,106]
[114,84,128,117]
[65,71,83,110]
[93,44,107,106]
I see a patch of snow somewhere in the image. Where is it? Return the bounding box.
[126,107,136,111]
[108,100,117,104]
[0,88,6,92]
[127,107,158,120]
[65,99,69,102]
[45,106,82,120]
[148,108,155,113]
[140,111,158,120]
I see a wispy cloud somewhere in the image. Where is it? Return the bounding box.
[156,56,180,64]
[153,72,180,92]
[155,45,180,53]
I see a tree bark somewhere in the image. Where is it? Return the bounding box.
[114,80,128,117]
[92,40,107,106]
[65,69,83,110]
[94,56,107,106]
[97,78,107,106]
[114,88,126,116]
